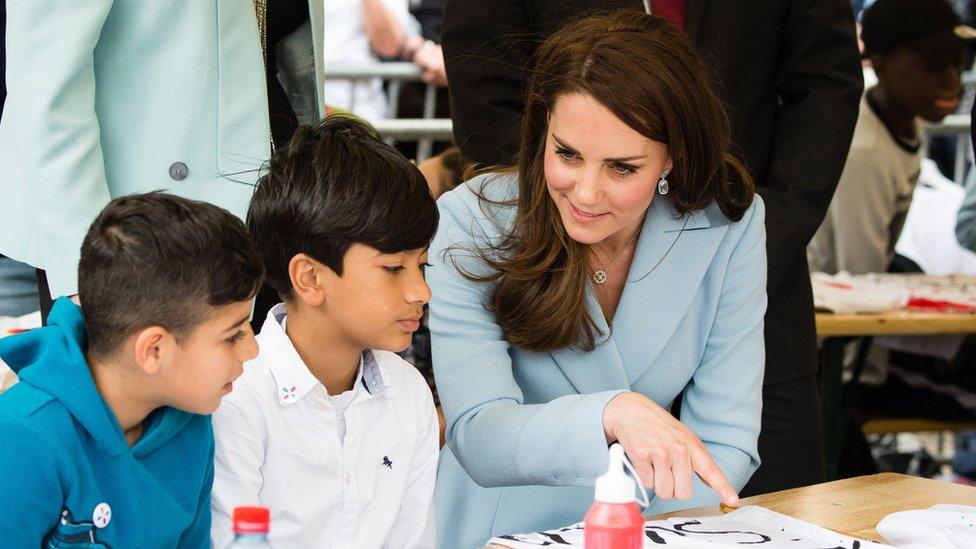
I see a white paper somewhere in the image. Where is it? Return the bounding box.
[487,506,890,548]
[811,272,908,314]
[877,504,976,548]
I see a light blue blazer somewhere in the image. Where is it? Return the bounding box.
[0,1,323,297]
[428,173,767,549]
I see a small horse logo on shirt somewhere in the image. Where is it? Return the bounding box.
[382,456,393,469]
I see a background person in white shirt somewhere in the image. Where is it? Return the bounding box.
[210,117,440,548]
[808,0,972,275]
[321,0,412,121]
[808,0,974,479]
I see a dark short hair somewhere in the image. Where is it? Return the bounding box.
[247,116,439,298]
[78,192,264,359]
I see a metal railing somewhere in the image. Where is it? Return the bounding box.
[369,118,453,141]
[325,64,976,172]
[323,62,450,161]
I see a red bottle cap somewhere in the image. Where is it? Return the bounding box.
[233,506,270,534]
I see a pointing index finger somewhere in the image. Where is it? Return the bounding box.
[691,448,739,506]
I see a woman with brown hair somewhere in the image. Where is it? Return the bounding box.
[427,10,766,547]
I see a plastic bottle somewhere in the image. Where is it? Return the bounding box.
[228,506,273,548]
[583,443,645,549]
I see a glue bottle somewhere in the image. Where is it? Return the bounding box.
[583,443,646,549]
[228,506,273,548]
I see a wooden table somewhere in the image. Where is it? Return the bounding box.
[816,311,976,337]
[653,473,976,542]
[486,473,976,547]
[816,310,976,480]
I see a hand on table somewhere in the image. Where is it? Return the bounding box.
[602,391,739,505]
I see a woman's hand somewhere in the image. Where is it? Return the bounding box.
[603,391,739,505]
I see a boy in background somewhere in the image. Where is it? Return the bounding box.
[0,192,263,546]
[211,117,440,548]
[809,0,976,478]
[809,0,973,274]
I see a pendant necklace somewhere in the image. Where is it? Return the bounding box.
[591,228,642,285]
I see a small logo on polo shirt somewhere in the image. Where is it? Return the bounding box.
[382,456,393,469]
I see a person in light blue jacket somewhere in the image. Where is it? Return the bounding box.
[427,12,767,548]
[0,1,324,308]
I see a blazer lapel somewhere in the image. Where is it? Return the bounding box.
[549,288,631,395]
[613,198,729,384]
[549,198,730,394]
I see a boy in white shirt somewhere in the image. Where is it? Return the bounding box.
[808,0,972,275]
[211,117,440,548]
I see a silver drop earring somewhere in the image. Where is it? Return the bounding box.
[657,169,671,196]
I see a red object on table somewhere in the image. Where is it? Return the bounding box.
[906,296,976,313]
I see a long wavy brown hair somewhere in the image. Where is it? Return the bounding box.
[463,10,755,353]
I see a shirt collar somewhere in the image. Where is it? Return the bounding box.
[359,349,388,397]
[259,304,390,405]
[260,304,320,405]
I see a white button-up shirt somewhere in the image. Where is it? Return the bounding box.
[211,305,438,548]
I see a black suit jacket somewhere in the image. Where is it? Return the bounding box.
[442,0,863,386]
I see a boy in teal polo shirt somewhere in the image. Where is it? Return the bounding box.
[0,192,264,547]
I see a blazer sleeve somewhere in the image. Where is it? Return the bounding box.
[650,199,768,512]
[428,184,625,488]
[757,0,863,295]
[441,0,533,165]
[4,1,115,297]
